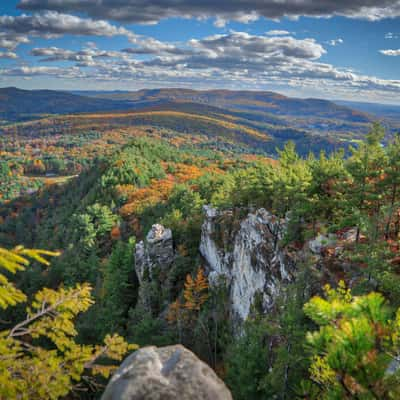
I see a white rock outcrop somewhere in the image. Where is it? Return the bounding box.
[200,206,295,323]
[135,224,174,283]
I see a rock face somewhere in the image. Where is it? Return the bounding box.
[101,345,232,400]
[135,224,174,283]
[200,206,296,323]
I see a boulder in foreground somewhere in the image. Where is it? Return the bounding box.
[102,344,232,400]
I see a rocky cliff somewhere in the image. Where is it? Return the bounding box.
[133,208,341,325]
[199,205,296,323]
[106,207,353,399]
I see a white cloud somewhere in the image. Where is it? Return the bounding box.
[0,11,135,39]
[0,24,399,103]
[266,30,291,36]
[328,38,343,46]
[380,49,400,56]
[1,65,70,76]
[124,36,190,55]
[0,51,18,59]
[188,32,326,62]
[0,33,29,50]
[17,31,400,99]
[31,46,126,66]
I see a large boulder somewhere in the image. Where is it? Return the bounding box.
[135,224,174,283]
[101,345,232,400]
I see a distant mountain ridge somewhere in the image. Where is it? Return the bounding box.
[75,88,400,141]
[0,86,373,124]
[79,88,372,123]
[335,99,400,120]
[0,87,135,122]
[2,87,399,147]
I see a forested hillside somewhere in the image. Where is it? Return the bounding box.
[3,87,399,147]
[2,118,400,398]
[2,92,382,205]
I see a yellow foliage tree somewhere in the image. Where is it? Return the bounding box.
[0,246,137,399]
[0,245,59,309]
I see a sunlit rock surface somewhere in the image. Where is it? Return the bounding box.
[200,206,296,323]
[135,224,174,283]
[102,345,232,400]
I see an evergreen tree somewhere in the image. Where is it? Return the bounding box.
[342,123,386,242]
[308,150,347,226]
[303,281,400,399]
[271,141,312,219]
[98,238,138,337]
[383,135,400,238]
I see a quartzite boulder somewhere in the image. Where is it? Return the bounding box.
[101,345,232,400]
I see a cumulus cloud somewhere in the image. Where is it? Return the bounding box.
[123,36,190,55]
[0,11,133,38]
[17,0,400,24]
[31,46,126,66]
[2,45,400,102]
[380,49,400,56]
[188,32,326,62]
[0,51,18,59]
[0,65,72,76]
[11,30,399,98]
[0,33,29,50]
[266,30,291,36]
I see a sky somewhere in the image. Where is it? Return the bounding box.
[0,1,399,104]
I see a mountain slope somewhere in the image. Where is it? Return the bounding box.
[82,88,372,123]
[1,87,391,154]
[76,88,390,142]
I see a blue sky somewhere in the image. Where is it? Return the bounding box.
[0,1,399,103]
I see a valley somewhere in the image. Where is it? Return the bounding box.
[1,88,400,399]
[2,87,399,205]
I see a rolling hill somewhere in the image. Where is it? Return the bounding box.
[0,87,135,122]
[1,87,397,158]
[75,88,400,141]
[79,88,372,122]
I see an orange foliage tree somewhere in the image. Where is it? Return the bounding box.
[183,267,209,311]
[167,267,209,325]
